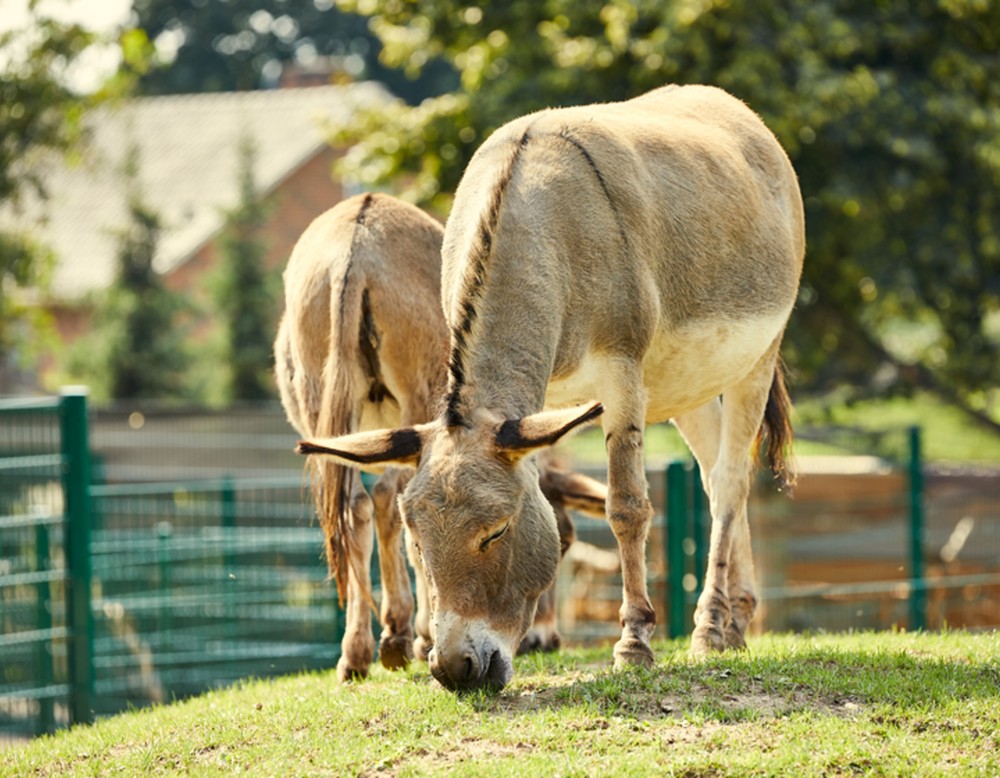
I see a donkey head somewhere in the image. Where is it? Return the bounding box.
[297,401,603,691]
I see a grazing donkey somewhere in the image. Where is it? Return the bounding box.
[298,85,805,691]
[276,193,608,681]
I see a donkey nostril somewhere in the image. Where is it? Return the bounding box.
[461,654,475,683]
[482,649,510,691]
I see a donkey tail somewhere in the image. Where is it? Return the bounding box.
[757,360,796,493]
[309,207,375,605]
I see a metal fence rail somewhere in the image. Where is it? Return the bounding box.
[557,426,999,648]
[88,476,340,717]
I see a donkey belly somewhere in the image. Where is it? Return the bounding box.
[642,310,791,422]
[544,310,788,423]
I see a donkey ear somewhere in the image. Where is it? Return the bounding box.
[296,424,431,469]
[539,468,608,518]
[495,401,604,462]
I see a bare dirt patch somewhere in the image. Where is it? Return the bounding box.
[362,737,535,777]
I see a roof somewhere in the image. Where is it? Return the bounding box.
[4,82,391,300]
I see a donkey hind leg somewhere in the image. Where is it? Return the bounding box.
[370,469,415,670]
[405,525,433,662]
[604,369,657,669]
[337,476,377,681]
[723,514,757,650]
[519,500,573,654]
[688,350,777,657]
[674,399,754,650]
[519,585,560,654]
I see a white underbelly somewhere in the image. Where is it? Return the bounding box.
[544,311,791,423]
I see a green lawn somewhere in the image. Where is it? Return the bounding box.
[6,631,998,776]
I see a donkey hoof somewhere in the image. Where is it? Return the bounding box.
[336,657,370,683]
[690,625,727,658]
[413,636,433,662]
[517,628,562,655]
[613,637,655,669]
[379,634,414,670]
[724,626,748,651]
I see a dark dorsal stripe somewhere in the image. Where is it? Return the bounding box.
[445,130,532,428]
[552,128,629,252]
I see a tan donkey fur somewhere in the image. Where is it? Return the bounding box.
[298,85,804,690]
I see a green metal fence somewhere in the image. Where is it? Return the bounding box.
[87,476,341,719]
[1,392,343,742]
[4,394,999,741]
[658,426,931,638]
[1,390,89,738]
[560,425,999,646]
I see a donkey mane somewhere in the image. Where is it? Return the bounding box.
[445,130,532,428]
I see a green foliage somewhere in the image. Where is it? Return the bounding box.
[69,146,191,401]
[6,632,999,776]
[0,8,153,385]
[333,0,1000,415]
[0,12,93,371]
[130,0,456,102]
[214,135,280,402]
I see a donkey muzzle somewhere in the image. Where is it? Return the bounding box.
[428,642,512,692]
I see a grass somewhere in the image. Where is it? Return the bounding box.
[560,391,1000,466]
[5,631,999,776]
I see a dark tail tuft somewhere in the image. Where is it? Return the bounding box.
[757,361,796,493]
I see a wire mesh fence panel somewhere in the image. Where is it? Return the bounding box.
[88,477,340,717]
[0,399,71,740]
[919,470,1000,629]
[753,465,915,633]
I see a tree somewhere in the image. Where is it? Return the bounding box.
[70,144,191,400]
[130,0,455,102]
[214,135,279,402]
[332,0,1000,426]
[0,14,94,381]
[0,7,153,391]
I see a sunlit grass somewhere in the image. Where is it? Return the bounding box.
[6,631,998,777]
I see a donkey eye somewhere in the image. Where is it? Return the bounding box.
[479,523,509,553]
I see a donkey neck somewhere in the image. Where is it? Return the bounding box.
[445,256,562,425]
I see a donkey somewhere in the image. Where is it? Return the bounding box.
[276,193,608,681]
[297,84,805,691]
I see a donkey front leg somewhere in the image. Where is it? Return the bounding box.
[604,391,657,668]
[370,469,415,669]
[337,478,376,681]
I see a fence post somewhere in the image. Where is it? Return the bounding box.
[221,476,237,641]
[60,387,95,725]
[908,426,926,631]
[690,462,707,596]
[665,461,688,639]
[34,523,55,734]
